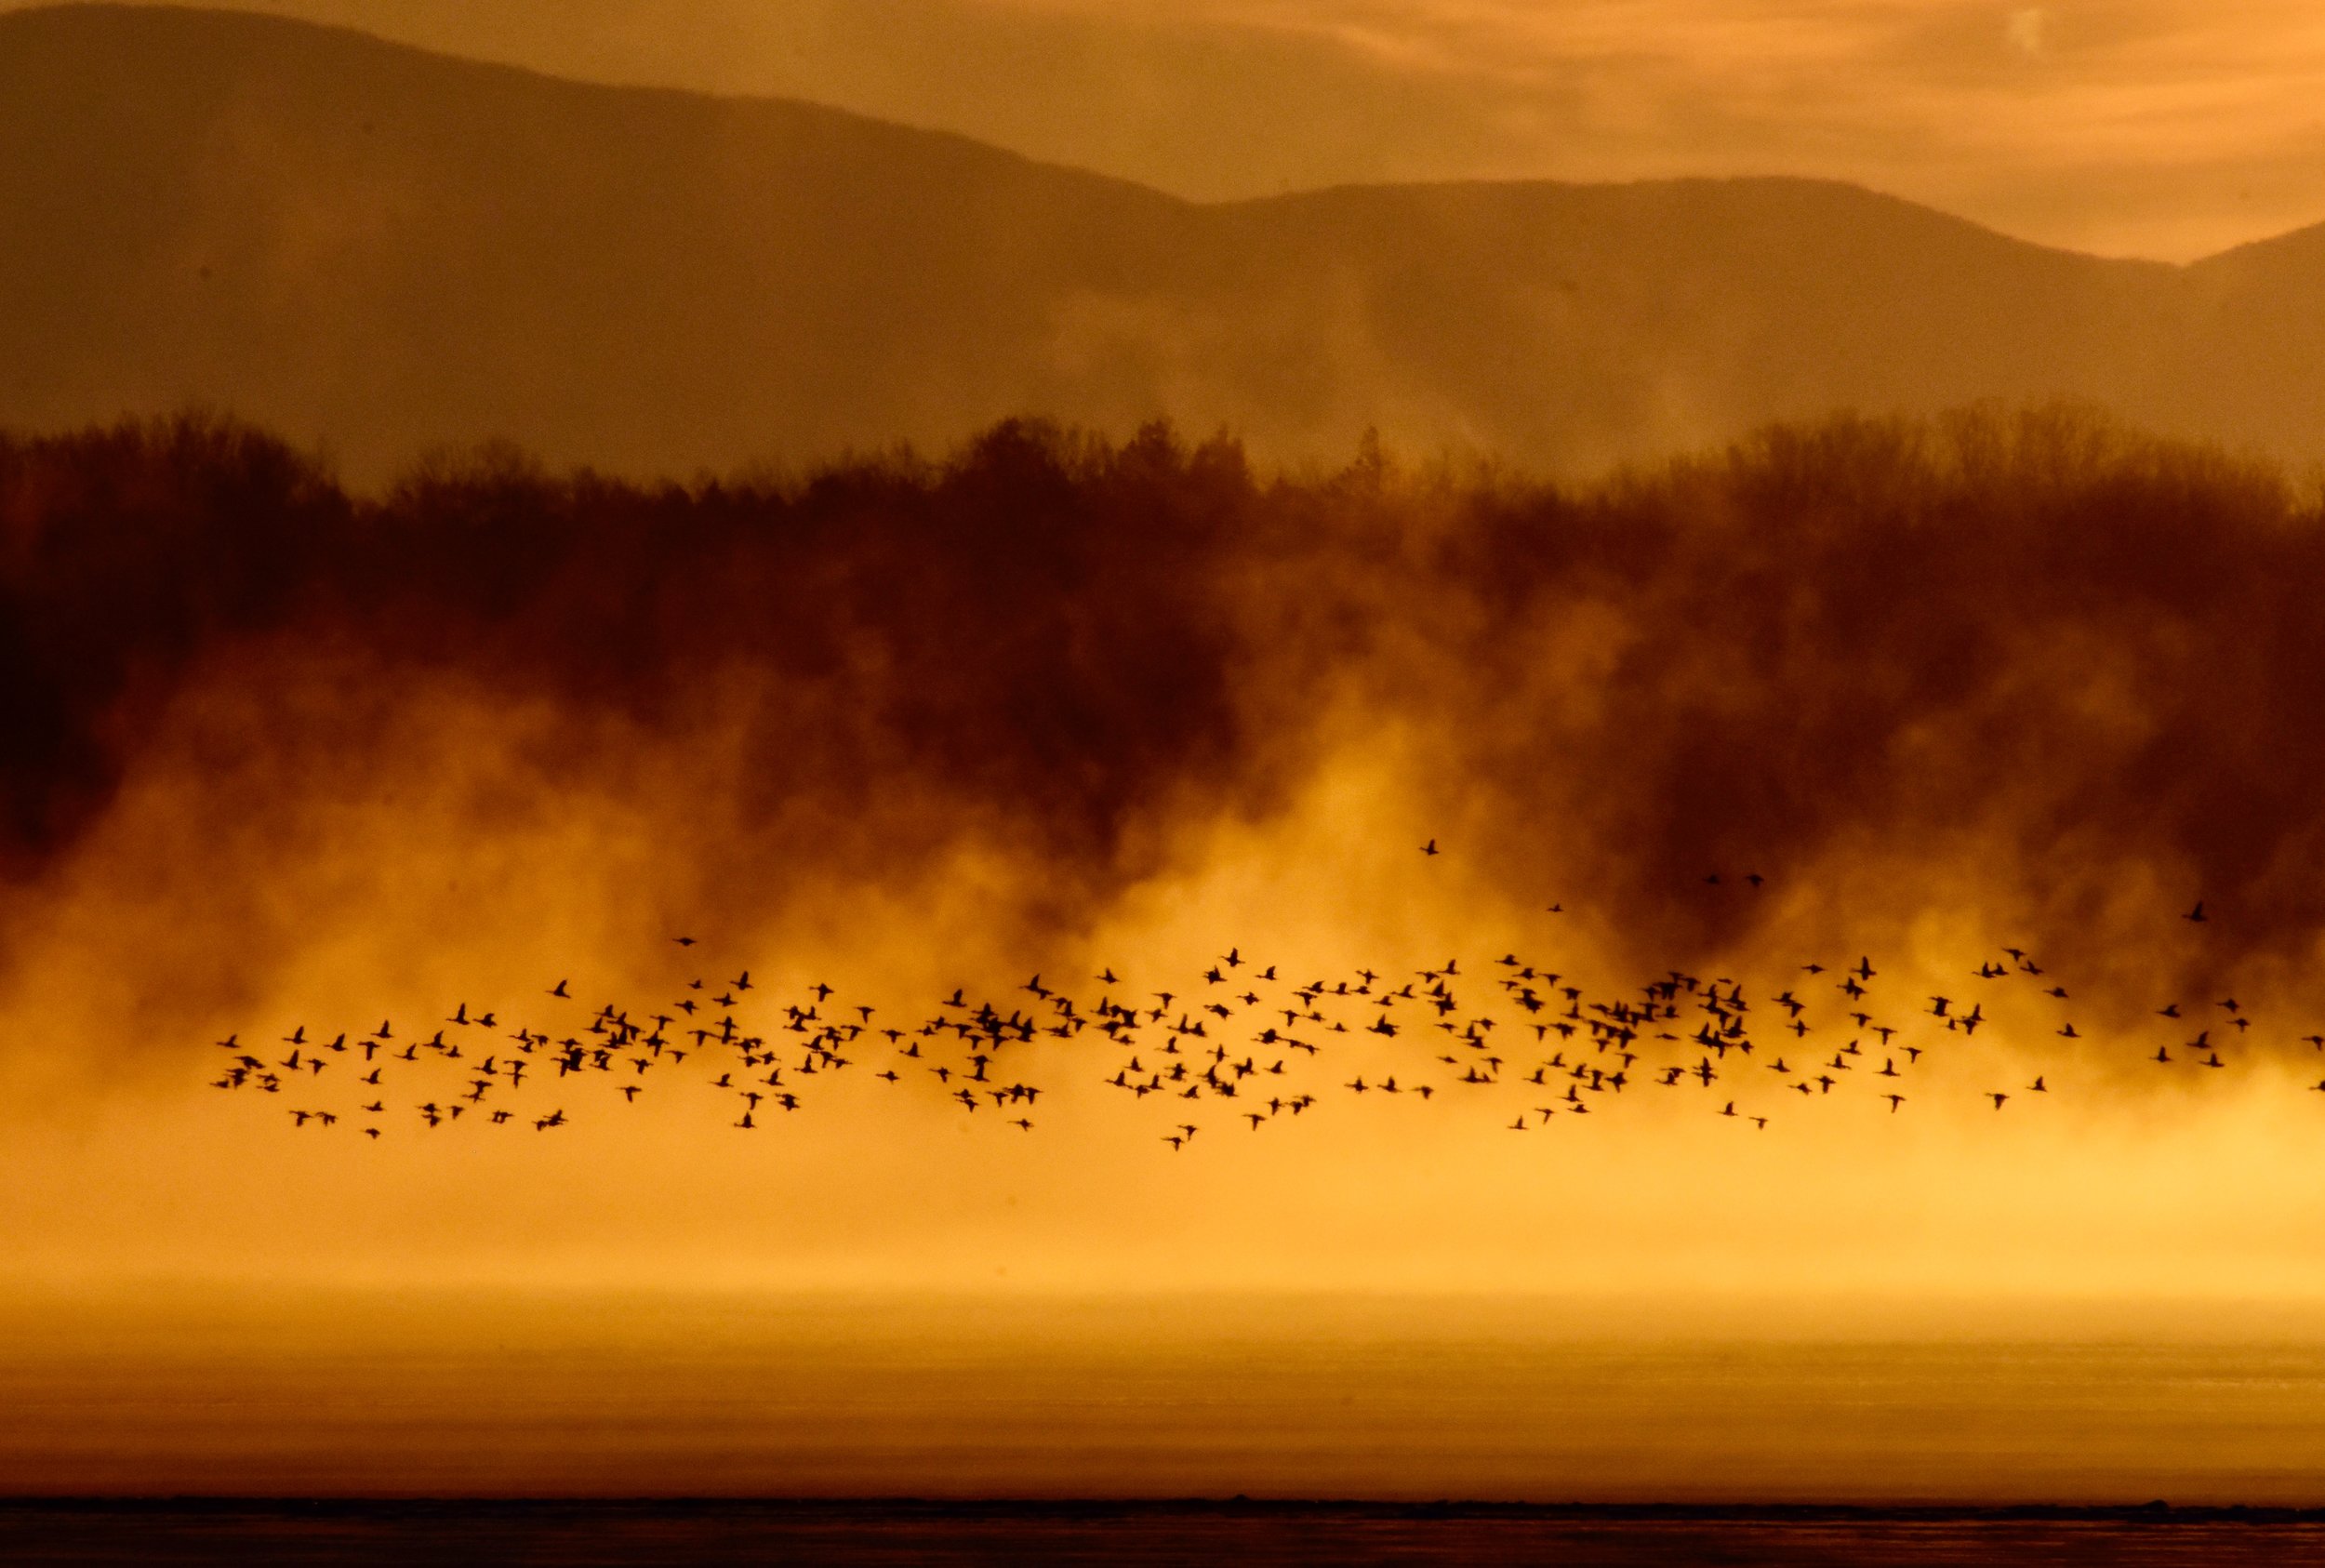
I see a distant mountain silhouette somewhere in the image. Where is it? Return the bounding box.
[2,4,2318,482]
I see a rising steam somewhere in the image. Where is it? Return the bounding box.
[3,404,2320,1064]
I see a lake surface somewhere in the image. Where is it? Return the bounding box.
[6,1288,2325,1558]
[7,1502,2325,1565]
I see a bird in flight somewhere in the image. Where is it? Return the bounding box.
[204,884,2325,1171]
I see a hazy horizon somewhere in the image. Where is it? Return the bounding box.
[11,1282,2325,1501]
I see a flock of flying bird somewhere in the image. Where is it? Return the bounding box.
[206,849,2325,1148]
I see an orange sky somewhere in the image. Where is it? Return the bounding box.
[33,0,2325,259]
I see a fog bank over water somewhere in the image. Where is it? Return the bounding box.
[7,407,2325,1315]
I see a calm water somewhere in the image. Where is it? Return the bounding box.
[7,1289,2325,1562]
[6,1504,2325,1565]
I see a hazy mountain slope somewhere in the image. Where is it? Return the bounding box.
[0,4,1187,477]
[0,5,2305,482]
[2171,222,2325,459]
[1161,179,2183,472]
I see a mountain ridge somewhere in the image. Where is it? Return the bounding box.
[24,4,2307,266]
[4,3,2321,483]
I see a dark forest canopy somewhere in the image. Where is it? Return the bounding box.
[4,406,2321,1002]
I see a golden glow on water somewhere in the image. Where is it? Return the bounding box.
[8,1286,2325,1500]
